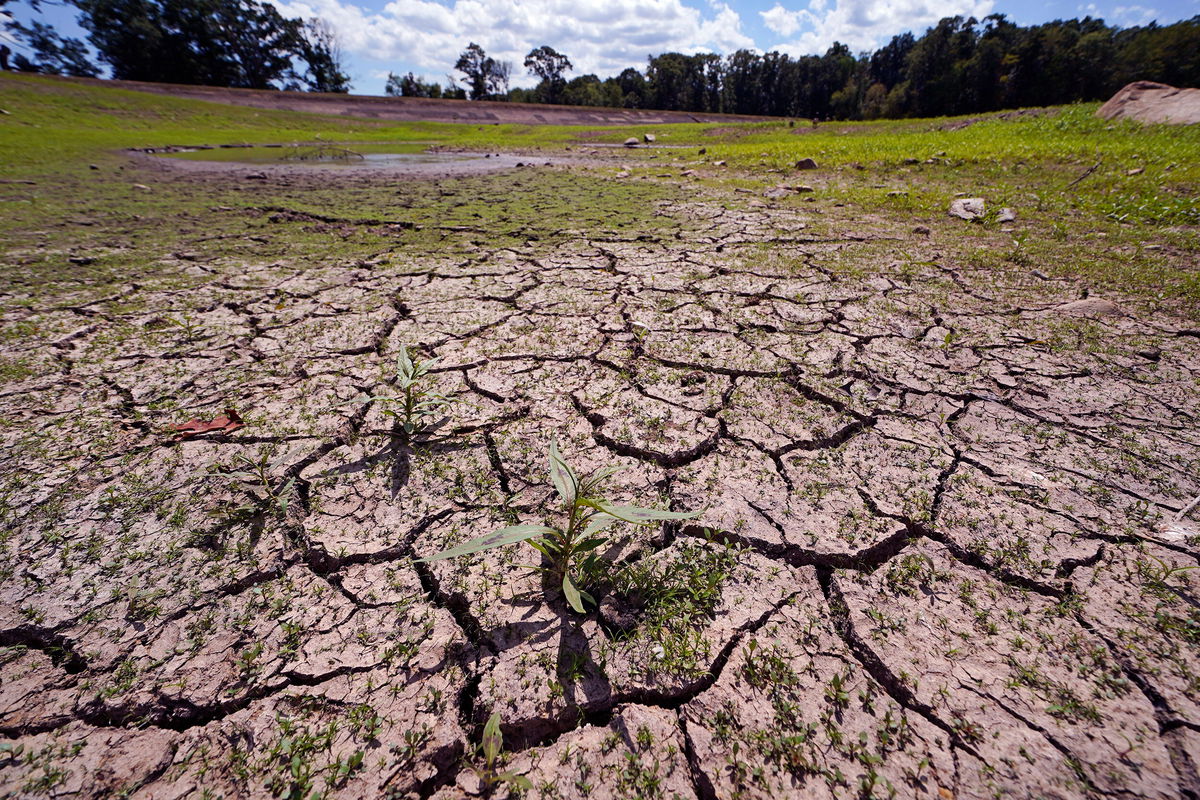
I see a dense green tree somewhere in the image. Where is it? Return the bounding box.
[385,71,442,97]
[721,49,761,114]
[8,4,1200,119]
[1114,17,1200,88]
[904,16,978,116]
[75,0,296,87]
[869,33,914,89]
[645,52,722,111]
[524,45,571,104]
[298,18,350,92]
[6,20,99,76]
[454,42,510,100]
[615,67,648,108]
[69,0,347,91]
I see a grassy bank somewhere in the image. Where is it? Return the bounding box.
[1,72,1197,309]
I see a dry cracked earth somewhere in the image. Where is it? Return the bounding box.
[1,161,1199,800]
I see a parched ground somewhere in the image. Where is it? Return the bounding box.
[1,144,1199,800]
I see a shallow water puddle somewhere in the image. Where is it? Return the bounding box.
[158,143,484,168]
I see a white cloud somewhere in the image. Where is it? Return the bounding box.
[761,3,804,36]
[1111,4,1159,25]
[274,0,754,88]
[765,0,994,56]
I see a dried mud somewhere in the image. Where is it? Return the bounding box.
[1,156,1198,800]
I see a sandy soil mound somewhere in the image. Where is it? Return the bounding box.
[1096,81,1200,124]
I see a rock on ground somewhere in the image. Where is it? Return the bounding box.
[1096,81,1200,125]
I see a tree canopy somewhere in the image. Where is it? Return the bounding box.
[3,0,349,92]
[454,42,510,100]
[4,8,1198,117]
[496,15,1200,119]
[524,45,572,103]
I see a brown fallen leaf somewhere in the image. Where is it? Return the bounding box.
[171,408,245,441]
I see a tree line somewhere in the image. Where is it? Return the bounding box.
[392,15,1199,119]
[3,2,1198,118]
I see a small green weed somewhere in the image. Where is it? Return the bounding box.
[353,345,455,441]
[469,712,531,793]
[215,451,297,517]
[420,440,698,613]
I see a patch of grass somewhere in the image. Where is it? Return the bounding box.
[0,357,38,383]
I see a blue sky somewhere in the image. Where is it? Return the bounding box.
[4,0,1197,94]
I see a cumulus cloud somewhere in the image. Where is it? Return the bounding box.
[765,0,994,56]
[274,0,754,87]
[761,3,803,36]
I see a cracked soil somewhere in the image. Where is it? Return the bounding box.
[1,80,1199,800]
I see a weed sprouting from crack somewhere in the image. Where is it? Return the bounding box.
[213,450,297,518]
[467,712,532,794]
[351,345,457,443]
[420,440,700,613]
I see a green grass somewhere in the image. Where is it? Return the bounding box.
[2,72,1197,309]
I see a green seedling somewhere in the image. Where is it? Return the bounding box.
[419,440,699,613]
[162,313,202,342]
[469,712,531,793]
[352,345,455,440]
[217,452,296,517]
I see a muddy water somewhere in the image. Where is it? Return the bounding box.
[159,146,488,169]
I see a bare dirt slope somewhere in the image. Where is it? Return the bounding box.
[57,75,774,125]
[0,155,1198,800]
[1097,81,1200,124]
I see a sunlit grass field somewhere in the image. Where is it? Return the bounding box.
[2,71,1197,308]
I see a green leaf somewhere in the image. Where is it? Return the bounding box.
[581,513,623,538]
[482,712,502,765]
[497,773,533,790]
[416,525,555,562]
[562,572,585,614]
[526,539,554,558]
[397,346,414,379]
[596,503,701,525]
[578,465,620,495]
[573,537,608,552]
[548,439,578,507]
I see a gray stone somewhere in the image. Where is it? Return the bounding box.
[949,197,986,220]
